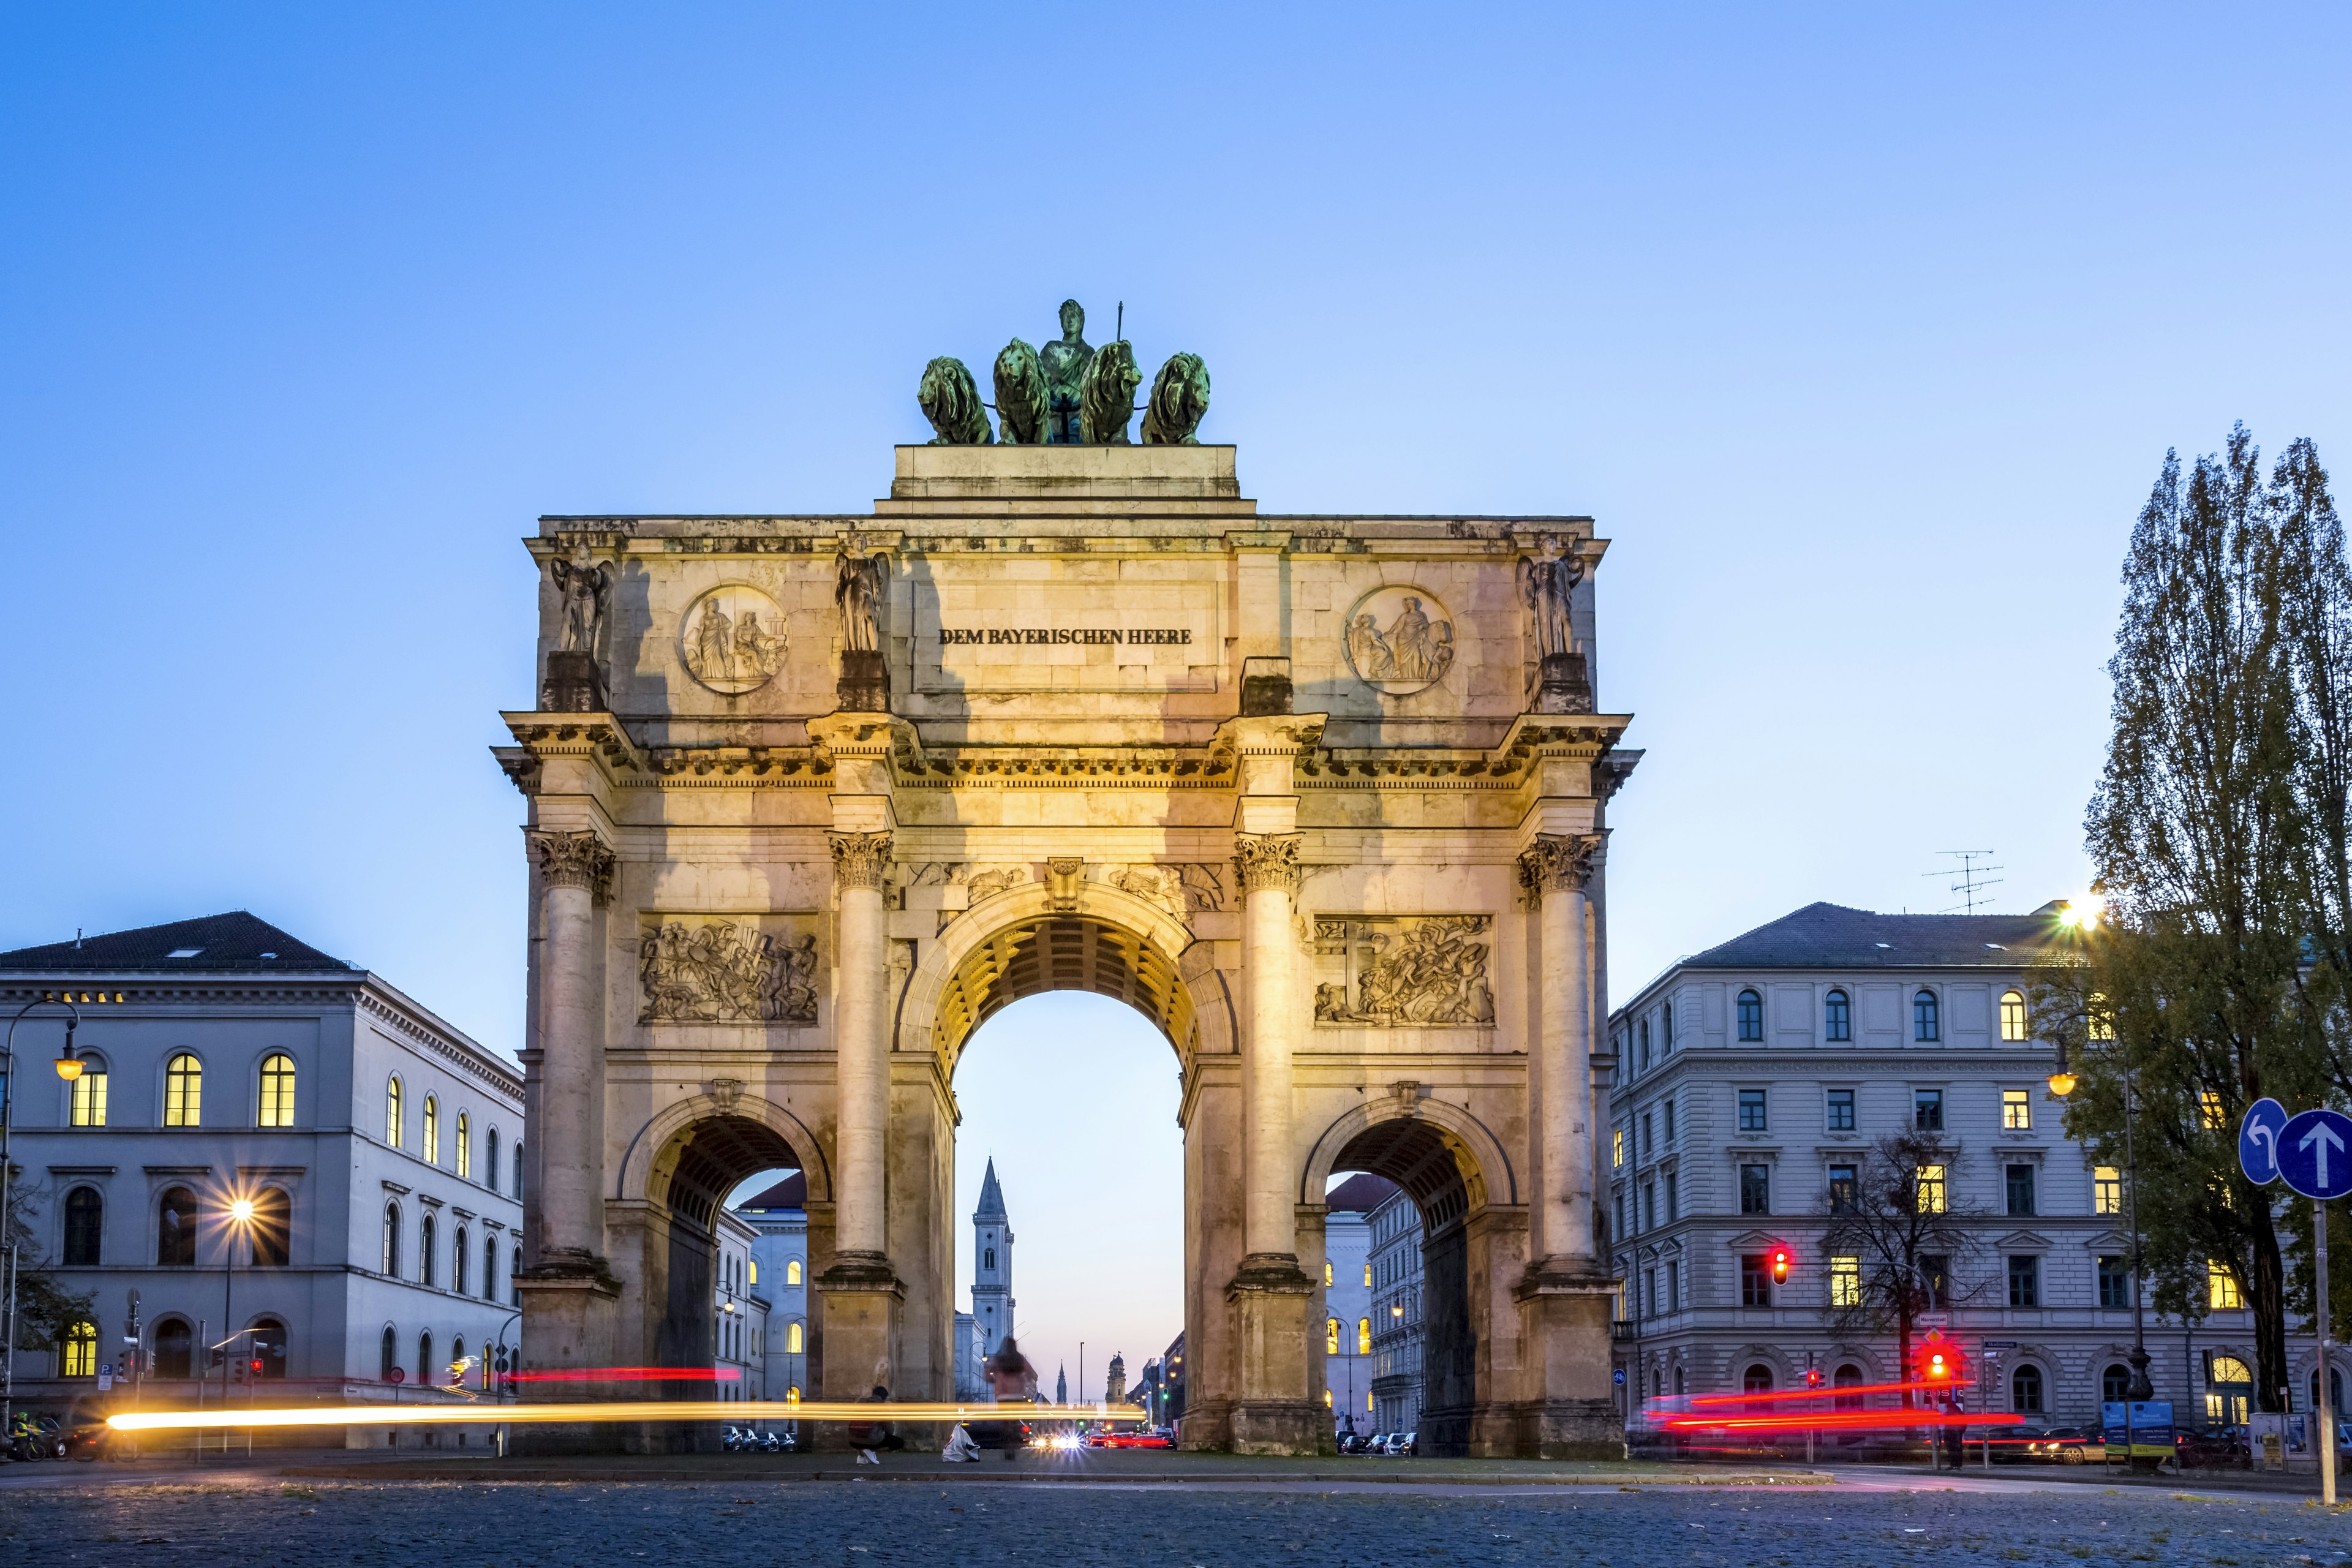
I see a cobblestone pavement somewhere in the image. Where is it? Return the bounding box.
[4,1471,2351,1566]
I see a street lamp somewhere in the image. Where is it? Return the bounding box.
[217,1194,258,1422]
[3,997,82,1449]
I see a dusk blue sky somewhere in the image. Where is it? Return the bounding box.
[7,5,2349,1388]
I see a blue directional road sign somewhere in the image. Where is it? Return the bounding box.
[2241,1097,2288,1186]
[2278,1108,2352,1202]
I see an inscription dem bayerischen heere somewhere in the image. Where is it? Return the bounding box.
[938,627,1194,646]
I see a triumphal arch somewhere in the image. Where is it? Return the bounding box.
[497,347,1636,1456]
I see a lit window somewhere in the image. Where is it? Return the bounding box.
[2002,1088,2030,1130]
[61,1319,99,1378]
[2095,1166,2121,1214]
[386,1077,403,1147]
[257,1053,296,1127]
[786,1322,804,1354]
[748,1259,758,1286]
[456,1113,471,1178]
[2199,1090,2225,1131]
[1737,989,1764,1042]
[1830,1255,1861,1308]
[424,1096,440,1164]
[1824,989,1851,1042]
[1324,1262,1333,1286]
[1363,1264,1371,1286]
[786,1259,802,1286]
[165,1052,202,1126]
[2209,1261,2241,1310]
[70,1065,108,1127]
[1613,1127,1625,1168]
[1915,1165,1948,1213]
[1326,1317,1340,1354]
[1913,990,1940,1042]
[1324,1388,1333,1408]
[2000,990,2028,1042]
[1358,1318,1371,1355]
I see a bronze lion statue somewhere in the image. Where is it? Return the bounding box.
[918,356,992,445]
[992,339,1049,445]
[1079,339,1141,444]
[1140,352,1210,445]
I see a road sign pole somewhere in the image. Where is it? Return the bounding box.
[2321,1199,2335,1507]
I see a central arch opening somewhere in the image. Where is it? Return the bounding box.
[932,914,1198,1071]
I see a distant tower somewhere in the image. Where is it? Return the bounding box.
[1106,1351,1126,1405]
[972,1156,1015,1355]
[1057,1363,1068,1403]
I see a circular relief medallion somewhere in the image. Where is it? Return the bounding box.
[680,584,790,695]
[1343,585,1457,695]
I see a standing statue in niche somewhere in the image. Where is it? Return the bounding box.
[1039,300,1095,444]
[836,550,886,653]
[1140,352,1210,445]
[1080,339,1142,445]
[993,339,1050,445]
[1516,534,1584,662]
[918,357,993,445]
[551,545,612,656]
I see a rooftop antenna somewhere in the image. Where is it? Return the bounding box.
[1116,301,1123,342]
[1925,850,2005,914]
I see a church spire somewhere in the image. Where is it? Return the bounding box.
[976,1155,1008,1221]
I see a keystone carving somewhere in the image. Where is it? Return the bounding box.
[529,830,617,905]
[1047,856,1084,913]
[1514,833,1602,907]
[829,831,894,891]
[1232,834,1303,897]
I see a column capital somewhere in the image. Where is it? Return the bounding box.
[1515,832,1602,907]
[829,829,894,891]
[529,829,617,905]
[1232,832,1303,897]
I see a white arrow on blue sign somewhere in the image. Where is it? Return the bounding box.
[2241,1097,2289,1185]
[2279,1108,2352,1202]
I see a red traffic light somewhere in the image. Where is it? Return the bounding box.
[1803,1367,1823,1389]
[1769,1247,1792,1285]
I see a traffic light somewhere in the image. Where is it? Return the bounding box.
[1769,1248,1792,1286]
[1803,1366,1823,1390]
[1921,1329,1951,1385]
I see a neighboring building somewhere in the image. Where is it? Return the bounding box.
[1322,1172,1393,1433]
[1105,1351,1126,1405]
[1159,1331,1186,1428]
[0,913,524,1441]
[713,1210,768,1402]
[734,1172,809,1401]
[1604,899,2267,1435]
[951,1310,986,1399]
[1133,1355,1165,1423]
[1366,1182,1425,1436]
[971,1157,1014,1355]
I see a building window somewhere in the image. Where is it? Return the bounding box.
[1920,1254,1950,1309]
[1830,1254,1861,1308]
[1833,1363,1864,1410]
[155,1319,193,1380]
[424,1096,440,1165]
[1665,1259,1680,1310]
[251,1188,290,1266]
[2008,1254,2040,1308]
[254,1052,296,1127]
[2002,1088,2030,1130]
[456,1114,472,1178]
[1358,1318,1371,1354]
[513,1246,522,1306]
[419,1332,434,1387]
[252,1317,287,1379]
[386,1077,403,1147]
[1638,1019,1651,1070]
[2094,1166,2122,1215]
[486,1128,500,1191]
[1740,1254,1772,1308]
[1743,1363,1774,1414]
[420,1214,437,1286]
[1326,1317,1340,1354]
[382,1202,402,1275]
[513,1143,524,1199]
[1913,990,1939,1042]
[1913,1088,1943,1131]
[1613,1126,1625,1168]
[484,1234,498,1300]
[1664,1172,1679,1219]
[2103,1363,2132,1404]
[158,1186,198,1266]
[1324,1261,1333,1286]
[1738,1089,1768,1132]
[787,1259,802,1286]
[1915,1165,1948,1214]
[1663,1098,1676,1142]
[786,1321,804,1354]
[61,1319,99,1378]
[62,1185,103,1265]
[2012,1363,2045,1413]
[2207,1355,2253,1425]
[1999,990,2028,1042]
[454,1226,471,1295]
[1825,989,1851,1042]
[69,1063,108,1127]
[2005,1164,2037,1217]
[1663,1001,1675,1047]
[1826,1088,1854,1131]
[164,1052,202,1126]
[1827,1164,1858,1214]
[1737,989,1764,1042]
[2209,1261,2241,1310]
[983,1247,995,1270]
[1739,1164,1771,1215]
[1642,1267,1656,1317]
[1640,1112,1653,1163]
[2098,1254,2130,1308]
[2199,1089,2226,1131]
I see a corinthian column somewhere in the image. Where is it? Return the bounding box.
[829,829,893,1259]
[1518,832,1601,1265]
[529,828,616,1270]
[1233,832,1303,1263]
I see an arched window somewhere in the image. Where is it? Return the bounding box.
[456,1112,471,1178]
[1833,1363,1864,1412]
[1999,990,2029,1042]
[69,1057,108,1126]
[2103,1363,2132,1404]
[164,1052,202,1126]
[2312,1366,2347,1415]
[511,1246,522,1306]
[785,1321,804,1354]
[1824,989,1852,1042]
[513,1143,524,1199]
[484,1233,499,1300]
[1913,989,1940,1041]
[62,1185,103,1265]
[1743,1363,1774,1412]
[258,1053,296,1126]
[2011,1363,2045,1414]
[424,1096,440,1165]
[250,1187,291,1267]
[1736,989,1764,1042]
[158,1186,198,1266]
[418,1331,434,1387]
[61,1319,99,1378]
[451,1335,465,1387]
[1638,1019,1651,1070]
[983,1246,995,1270]
[155,1318,194,1379]
[382,1202,402,1276]
[1325,1317,1340,1354]
[486,1128,500,1191]
[453,1226,470,1295]
[1358,1317,1372,1355]
[380,1325,400,1382]
[786,1259,802,1286]
[386,1076,403,1147]
[420,1213,437,1286]
[748,1257,759,1286]
[2208,1355,2253,1425]
[251,1317,288,1379]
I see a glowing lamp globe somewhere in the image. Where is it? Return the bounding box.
[2047,1069,2078,1097]
[54,1051,83,1082]
[230,1199,255,1222]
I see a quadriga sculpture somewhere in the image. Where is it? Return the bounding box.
[918,356,993,445]
[992,339,1050,445]
[1079,339,1142,445]
[1140,352,1210,445]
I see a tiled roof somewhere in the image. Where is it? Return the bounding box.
[736,1171,807,1210]
[1325,1172,1403,1213]
[1677,900,2067,972]
[0,911,355,973]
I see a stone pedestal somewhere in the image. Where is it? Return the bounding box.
[814,1251,905,1450]
[1226,1253,1319,1455]
[510,1267,622,1455]
[838,648,891,711]
[1513,1262,1625,1459]
[540,649,606,712]
[1239,655,1293,717]
[1532,651,1593,714]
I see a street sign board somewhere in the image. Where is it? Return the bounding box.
[2242,1097,2288,1185]
[1982,1340,2018,1349]
[2280,1107,2352,1200]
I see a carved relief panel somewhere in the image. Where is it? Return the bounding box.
[1311,914,1496,1026]
[638,914,820,1025]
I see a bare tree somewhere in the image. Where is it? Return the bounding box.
[1817,1131,1990,1412]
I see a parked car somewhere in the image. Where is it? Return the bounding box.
[2026,1425,2100,1464]
[1986,1425,2046,1464]
[1385,1431,1418,1457]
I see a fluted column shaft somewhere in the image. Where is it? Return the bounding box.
[831,830,893,1258]
[1236,833,1303,1259]
[1521,834,1600,1265]
[530,829,614,1266]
